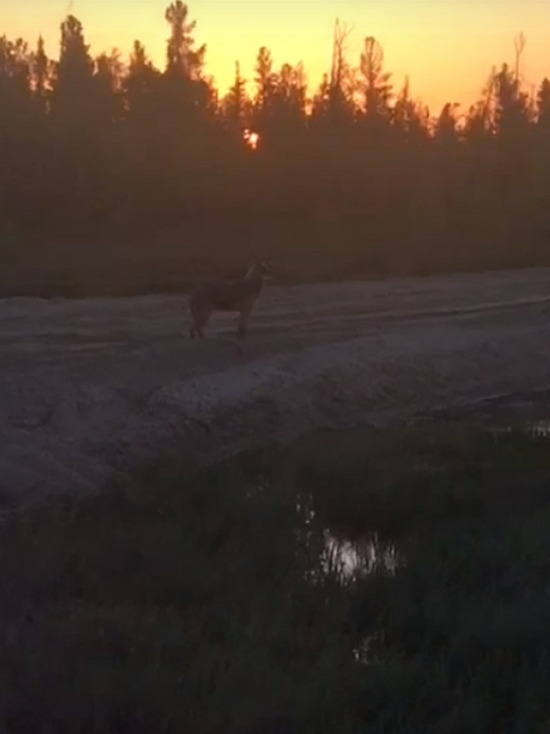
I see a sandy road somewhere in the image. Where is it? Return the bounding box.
[2,266,550,506]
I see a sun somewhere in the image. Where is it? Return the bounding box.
[243,129,259,150]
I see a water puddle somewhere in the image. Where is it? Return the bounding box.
[323,533,401,582]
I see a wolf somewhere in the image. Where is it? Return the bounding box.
[188,262,271,340]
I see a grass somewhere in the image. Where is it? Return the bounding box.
[2,424,550,732]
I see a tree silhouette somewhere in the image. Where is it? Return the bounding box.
[493,62,530,138]
[359,36,393,120]
[0,36,32,108]
[124,40,161,127]
[435,103,459,143]
[328,20,355,120]
[537,78,550,126]
[1,7,550,293]
[32,35,51,111]
[310,19,355,151]
[94,49,125,123]
[52,15,94,121]
[221,61,250,142]
[165,1,205,80]
[254,47,275,109]
[161,1,212,132]
[271,62,307,143]
[252,46,277,146]
[393,77,429,142]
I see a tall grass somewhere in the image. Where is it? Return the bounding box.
[1,424,550,732]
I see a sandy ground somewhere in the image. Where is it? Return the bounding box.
[3,266,550,507]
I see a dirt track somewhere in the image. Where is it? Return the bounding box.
[3,266,550,506]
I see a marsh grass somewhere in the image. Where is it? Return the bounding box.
[1,424,550,732]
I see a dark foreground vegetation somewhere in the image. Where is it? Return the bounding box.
[2,6,550,295]
[2,424,550,732]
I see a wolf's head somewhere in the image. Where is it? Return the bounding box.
[245,261,272,280]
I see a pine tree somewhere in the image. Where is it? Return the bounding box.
[165,1,205,80]
[51,15,94,122]
[359,36,393,119]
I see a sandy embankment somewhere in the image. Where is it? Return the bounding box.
[2,266,550,506]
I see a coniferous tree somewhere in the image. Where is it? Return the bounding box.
[2,5,550,288]
[165,0,205,79]
[31,35,51,112]
[359,36,393,120]
[51,15,94,123]
[221,61,250,142]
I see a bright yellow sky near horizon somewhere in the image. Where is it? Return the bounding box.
[3,0,550,114]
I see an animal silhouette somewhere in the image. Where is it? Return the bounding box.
[188,262,271,340]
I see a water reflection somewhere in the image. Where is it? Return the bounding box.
[529,420,550,437]
[491,420,550,438]
[323,532,401,582]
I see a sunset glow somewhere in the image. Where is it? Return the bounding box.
[244,129,259,150]
[3,1,550,113]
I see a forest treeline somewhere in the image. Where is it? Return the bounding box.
[2,3,550,295]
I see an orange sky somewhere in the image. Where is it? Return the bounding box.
[3,0,550,114]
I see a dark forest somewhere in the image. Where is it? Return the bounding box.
[1,3,550,295]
